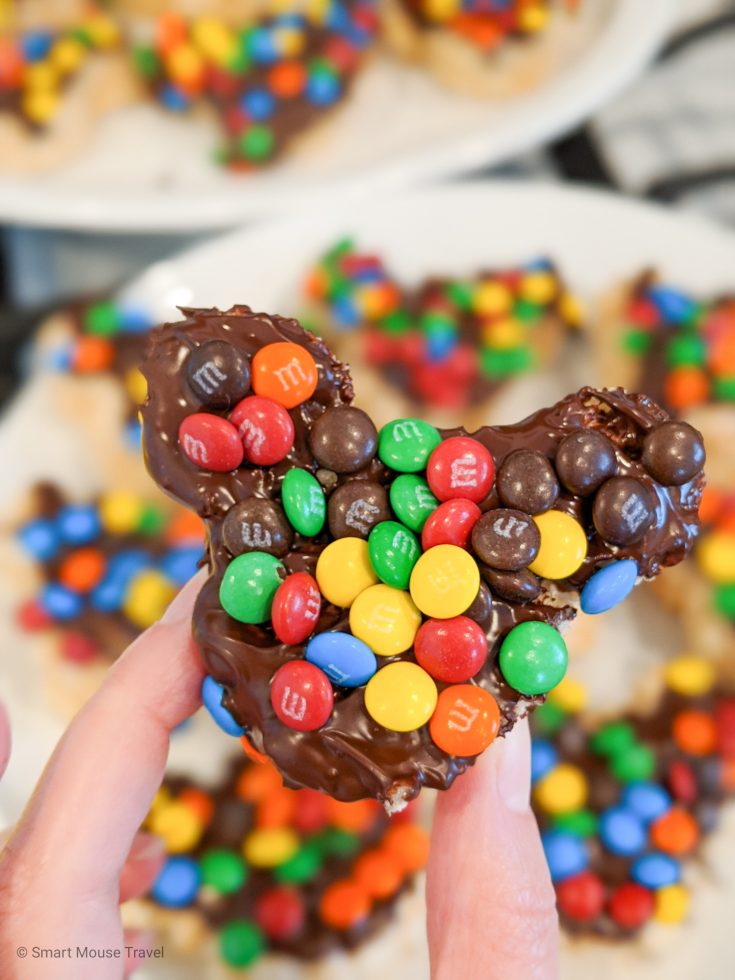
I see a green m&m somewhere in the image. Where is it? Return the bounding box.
[368,521,420,590]
[219,552,284,624]
[219,920,265,968]
[498,621,568,695]
[200,848,247,894]
[589,721,635,758]
[377,418,441,473]
[610,743,655,783]
[389,475,438,533]
[275,841,322,884]
[281,468,326,537]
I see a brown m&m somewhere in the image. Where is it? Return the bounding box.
[555,430,618,496]
[309,406,378,474]
[222,499,293,558]
[482,566,542,603]
[471,509,541,571]
[186,339,251,408]
[593,477,655,546]
[327,481,390,539]
[642,421,706,487]
[497,450,559,514]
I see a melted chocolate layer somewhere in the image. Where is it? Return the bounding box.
[141,307,703,807]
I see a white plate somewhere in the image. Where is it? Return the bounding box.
[0,0,669,231]
[3,182,735,980]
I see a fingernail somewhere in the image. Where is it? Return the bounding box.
[161,568,206,625]
[495,720,532,814]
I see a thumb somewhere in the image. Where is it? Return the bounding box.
[427,719,558,980]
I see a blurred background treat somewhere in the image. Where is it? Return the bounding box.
[3,1,735,978]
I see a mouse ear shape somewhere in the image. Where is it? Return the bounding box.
[141,307,704,814]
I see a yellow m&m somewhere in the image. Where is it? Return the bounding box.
[99,490,144,535]
[529,510,587,580]
[365,662,437,733]
[654,883,689,924]
[150,800,203,852]
[664,655,715,697]
[473,281,512,317]
[520,271,556,303]
[316,538,378,608]
[534,763,587,815]
[409,544,480,619]
[697,532,735,584]
[243,827,299,867]
[124,569,176,628]
[126,366,148,405]
[548,677,587,714]
[350,584,421,656]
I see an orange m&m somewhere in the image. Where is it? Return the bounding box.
[672,709,717,756]
[72,335,115,373]
[429,684,500,756]
[650,807,699,855]
[353,849,403,899]
[268,60,307,97]
[58,547,106,593]
[664,367,709,410]
[252,342,318,409]
[319,880,371,929]
[382,823,430,872]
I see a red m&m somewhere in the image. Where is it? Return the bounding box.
[270,661,333,731]
[271,572,321,646]
[254,886,305,940]
[230,395,295,466]
[429,685,500,756]
[179,413,244,472]
[421,498,481,550]
[607,882,654,929]
[426,436,495,503]
[414,615,487,682]
[556,871,606,922]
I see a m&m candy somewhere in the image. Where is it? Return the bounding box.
[580,559,638,614]
[306,632,377,687]
[599,807,646,857]
[498,621,568,695]
[389,475,438,533]
[429,684,500,756]
[179,413,244,471]
[281,468,326,537]
[528,510,587,580]
[220,552,285,624]
[377,418,441,472]
[541,830,588,882]
[350,584,421,656]
[409,544,480,619]
[230,395,294,465]
[270,660,333,731]
[152,856,201,907]
[421,498,481,550]
[202,675,244,736]
[368,520,420,590]
[271,572,321,645]
[316,538,378,607]
[414,615,487,682]
[364,662,437,732]
[426,436,494,503]
[252,342,318,408]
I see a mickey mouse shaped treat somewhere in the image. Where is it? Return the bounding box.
[141,306,705,812]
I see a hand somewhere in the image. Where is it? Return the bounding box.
[0,574,205,979]
[427,719,559,980]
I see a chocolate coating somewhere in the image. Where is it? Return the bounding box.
[141,308,704,809]
[327,480,390,539]
[642,421,706,486]
[593,477,655,546]
[496,449,559,514]
[309,406,378,474]
[471,509,540,571]
[222,499,293,558]
[482,566,542,603]
[186,339,251,408]
[555,430,618,496]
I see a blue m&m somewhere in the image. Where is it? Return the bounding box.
[580,560,638,615]
[621,782,672,824]
[631,853,681,890]
[202,675,245,737]
[599,806,647,857]
[305,632,377,688]
[18,519,60,561]
[161,546,203,586]
[151,856,201,907]
[531,739,559,783]
[541,830,588,882]
[57,504,102,545]
[40,583,83,620]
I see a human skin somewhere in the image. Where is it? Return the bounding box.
[0,571,558,979]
